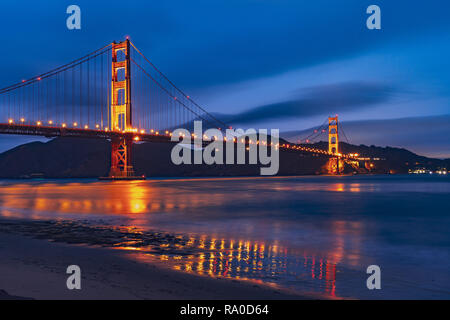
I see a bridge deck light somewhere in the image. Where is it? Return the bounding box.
[48,120,53,125]
[8,119,13,124]
[20,118,25,122]
[84,125,89,129]
[62,123,66,128]
[96,124,100,129]
[73,122,78,127]
[37,121,42,126]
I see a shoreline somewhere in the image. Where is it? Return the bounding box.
[0,172,400,182]
[0,231,307,300]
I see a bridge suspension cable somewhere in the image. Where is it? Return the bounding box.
[339,122,351,144]
[297,119,328,143]
[129,41,229,131]
[130,57,221,131]
[0,44,113,130]
[0,40,230,135]
[0,44,113,94]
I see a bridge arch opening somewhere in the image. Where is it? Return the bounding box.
[115,49,126,62]
[116,68,126,82]
[117,88,126,105]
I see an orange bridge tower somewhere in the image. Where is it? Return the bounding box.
[328,116,339,155]
[327,116,342,174]
[108,39,136,178]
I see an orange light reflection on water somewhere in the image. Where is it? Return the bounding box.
[113,223,363,298]
[0,181,234,218]
[0,179,365,298]
[0,180,368,220]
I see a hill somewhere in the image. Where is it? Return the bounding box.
[303,141,449,174]
[0,137,447,178]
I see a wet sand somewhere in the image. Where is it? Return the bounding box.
[0,223,305,300]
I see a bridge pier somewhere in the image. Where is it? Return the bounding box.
[109,136,135,177]
[327,157,344,174]
[100,136,144,180]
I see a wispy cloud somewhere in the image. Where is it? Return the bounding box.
[215,81,395,124]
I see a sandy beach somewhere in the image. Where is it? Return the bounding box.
[0,230,304,300]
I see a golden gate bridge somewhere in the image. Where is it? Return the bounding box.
[0,39,360,179]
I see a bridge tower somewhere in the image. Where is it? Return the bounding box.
[108,39,136,178]
[328,116,339,155]
[327,116,342,174]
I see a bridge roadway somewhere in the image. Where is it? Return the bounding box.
[0,123,171,143]
[0,123,355,160]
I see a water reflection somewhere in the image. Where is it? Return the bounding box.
[0,178,370,297]
[0,180,369,219]
[1,178,446,219]
[0,181,232,217]
[112,218,364,298]
[118,233,341,298]
[2,176,446,298]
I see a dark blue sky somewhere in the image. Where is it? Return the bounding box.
[0,0,449,157]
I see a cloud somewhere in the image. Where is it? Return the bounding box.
[215,81,395,124]
[152,1,450,88]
